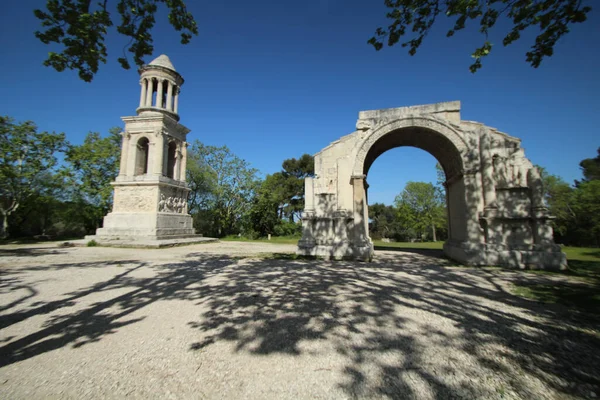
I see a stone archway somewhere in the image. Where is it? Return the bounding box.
[297,101,567,269]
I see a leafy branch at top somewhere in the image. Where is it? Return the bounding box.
[34,0,198,82]
[368,0,592,72]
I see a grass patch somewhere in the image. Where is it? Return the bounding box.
[372,240,444,250]
[221,236,300,245]
[511,246,600,315]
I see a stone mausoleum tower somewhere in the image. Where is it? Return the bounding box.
[90,55,198,244]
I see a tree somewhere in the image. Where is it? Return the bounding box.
[369,203,404,240]
[572,180,600,247]
[536,165,575,240]
[368,0,592,72]
[186,141,259,237]
[394,181,446,241]
[578,147,600,184]
[64,128,122,229]
[244,174,284,238]
[280,154,315,221]
[0,117,67,238]
[35,0,198,82]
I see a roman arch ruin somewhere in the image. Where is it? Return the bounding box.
[297,101,567,269]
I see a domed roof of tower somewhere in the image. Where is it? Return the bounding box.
[148,54,176,71]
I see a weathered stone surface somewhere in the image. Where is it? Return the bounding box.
[297,101,567,270]
[90,55,206,245]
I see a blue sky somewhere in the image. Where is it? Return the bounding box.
[1,0,599,205]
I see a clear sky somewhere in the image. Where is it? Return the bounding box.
[1,1,599,205]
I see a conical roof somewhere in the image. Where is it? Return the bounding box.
[148,54,176,71]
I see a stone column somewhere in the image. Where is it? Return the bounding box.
[527,167,545,209]
[156,79,164,108]
[127,139,138,176]
[174,87,179,114]
[145,78,154,107]
[351,175,368,244]
[166,81,173,111]
[304,178,314,211]
[118,132,130,177]
[139,79,147,108]
[180,142,188,182]
[153,132,165,176]
[480,133,497,209]
[175,143,182,181]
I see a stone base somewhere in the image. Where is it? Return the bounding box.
[443,240,567,270]
[297,240,374,261]
[73,236,217,248]
[94,212,195,240]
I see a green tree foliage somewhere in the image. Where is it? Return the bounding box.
[368,0,592,72]
[186,141,259,237]
[394,181,446,241]
[243,154,314,238]
[536,165,575,239]
[572,180,600,246]
[66,128,121,211]
[578,147,600,184]
[244,174,285,238]
[278,154,315,221]
[35,0,198,82]
[369,203,405,240]
[0,116,67,238]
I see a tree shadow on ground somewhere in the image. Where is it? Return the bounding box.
[373,245,445,259]
[0,247,69,257]
[0,251,598,398]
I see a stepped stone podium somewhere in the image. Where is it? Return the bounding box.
[87,55,213,247]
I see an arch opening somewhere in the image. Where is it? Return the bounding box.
[135,137,150,175]
[360,126,468,249]
[366,147,448,244]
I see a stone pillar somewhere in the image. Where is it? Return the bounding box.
[154,132,165,176]
[139,79,147,108]
[118,132,130,177]
[127,139,138,176]
[180,142,188,182]
[527,167,545,209]
[351,175,368,245]
[480,133,497,208]
[174,87,179,114]
[175,143,182,181]
[166,81,173,111]
[156,79,164,108]
[145,78,154,107]
[305,178,314,211]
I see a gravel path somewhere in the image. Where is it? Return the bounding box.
[1,241,599,399]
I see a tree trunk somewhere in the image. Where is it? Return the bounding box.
[432,222,437,242]
[1,212,8,239]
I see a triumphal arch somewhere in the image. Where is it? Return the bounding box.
[297,101,567,269]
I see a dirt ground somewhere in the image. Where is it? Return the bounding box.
[0,241,599,399]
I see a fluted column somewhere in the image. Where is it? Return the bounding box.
[180,142,188,182]
[156,79,164,108]
[154,133,165,176]
[145,78,154,107]
[118,132,130,176]
[139,79,147,108]
[174,87,179,114]
[175,143,182,181]
[351,175,368,245]
[480,133,497,208]
[166,81,173,111]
